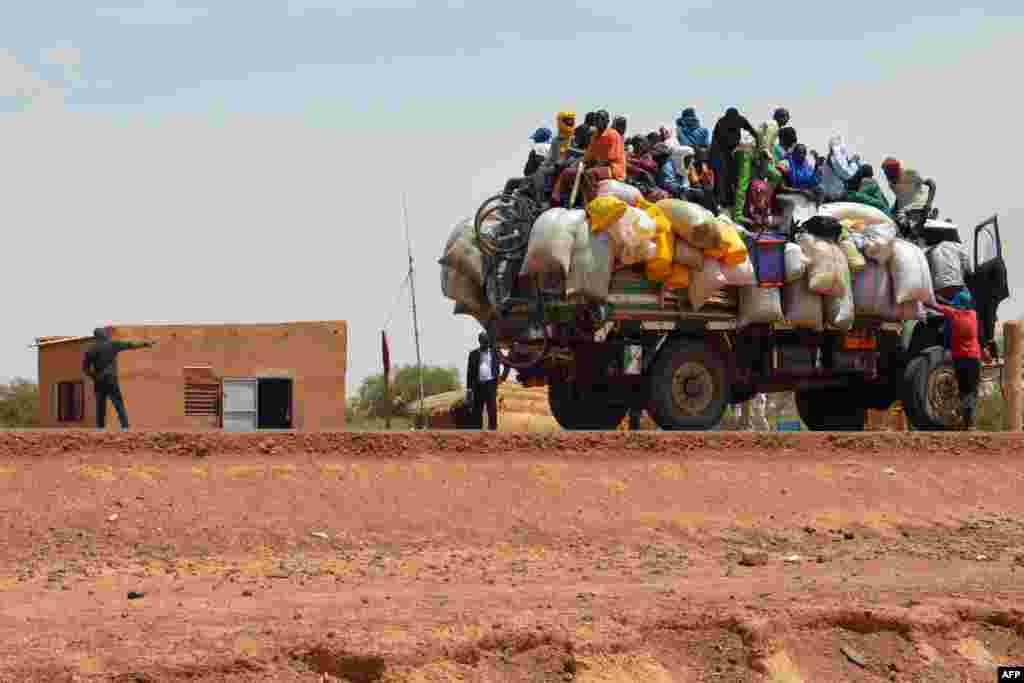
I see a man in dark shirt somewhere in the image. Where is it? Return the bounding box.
[711,108,761,207]
[466,333,509,430]
[82,327,155,430]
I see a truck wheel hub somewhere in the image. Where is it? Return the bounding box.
[927,366,961,426]
[672,362,714,416]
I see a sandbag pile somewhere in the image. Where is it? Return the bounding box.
[441,191,937,334]
[775,214,931,331]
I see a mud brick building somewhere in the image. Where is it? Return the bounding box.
[35,321,347,431]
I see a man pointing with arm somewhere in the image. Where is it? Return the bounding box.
[82,327,155,430]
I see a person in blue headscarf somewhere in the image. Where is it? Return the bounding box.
[778,144,818,193]
[676,108,711,148]
[524,127,552,176]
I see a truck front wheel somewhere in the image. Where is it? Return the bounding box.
[647,338,730,431]
[902,350,963,431]
[548,381,628,430]
[795,387,866,431]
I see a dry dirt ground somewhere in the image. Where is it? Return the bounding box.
[3,431,1024,682]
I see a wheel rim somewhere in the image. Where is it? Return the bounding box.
[671,362,715,416]
[926,366,961,427]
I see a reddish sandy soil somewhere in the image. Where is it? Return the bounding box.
[2,431,1024,682]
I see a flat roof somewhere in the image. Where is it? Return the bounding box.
[34,320,345,348]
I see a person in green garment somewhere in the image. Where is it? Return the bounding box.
[845,164,891,213]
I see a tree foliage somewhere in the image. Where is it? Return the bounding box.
[356,365,461,417]
[0,378,40,428]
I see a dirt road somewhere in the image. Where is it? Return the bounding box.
[2,431,1024,682]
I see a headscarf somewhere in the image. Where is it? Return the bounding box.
[530,127,552,144]
[556,111,576,153]
[676,107,711,147]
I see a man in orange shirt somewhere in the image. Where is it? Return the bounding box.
[551,110,627,207]
[583,109,626,181]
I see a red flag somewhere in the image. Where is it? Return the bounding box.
[381,331,390,377]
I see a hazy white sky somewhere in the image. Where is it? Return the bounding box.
[2,1,1022,393]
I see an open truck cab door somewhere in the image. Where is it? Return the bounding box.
[969,215,1010,358]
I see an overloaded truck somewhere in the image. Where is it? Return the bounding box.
[449,183,1009,432]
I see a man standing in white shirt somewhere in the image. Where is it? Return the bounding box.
[466,333,509,430]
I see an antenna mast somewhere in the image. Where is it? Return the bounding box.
[402,194,427,428]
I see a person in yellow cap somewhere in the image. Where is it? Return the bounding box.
[534,111,576,202]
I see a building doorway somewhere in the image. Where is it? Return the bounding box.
[257,378,293,429]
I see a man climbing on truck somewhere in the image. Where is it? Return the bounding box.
[923,292,982,431]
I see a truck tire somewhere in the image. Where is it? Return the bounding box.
[548,381,628,430]
[647,337,730,431]
[902,350,962,431]
[795,388,866,431]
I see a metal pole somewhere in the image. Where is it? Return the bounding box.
[1006,321,1023,431]
[402,194,427,428]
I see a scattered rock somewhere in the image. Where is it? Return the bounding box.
[976,554,989,562]
[784,555,802,564]
[817,555,828,564]
[841,645,867,668]
[844,532,856,540]
[127,591,145,600]
[361,596,370,605]
[883,467,897,476]
[310,531,330,541]
[107,514,119,523]
[242,590,253,597]
[803,526,817,534]
[739,550,770,567]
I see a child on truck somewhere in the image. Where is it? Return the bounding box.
[923,291,981,430]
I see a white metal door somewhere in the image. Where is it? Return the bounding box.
[222,378,257,432]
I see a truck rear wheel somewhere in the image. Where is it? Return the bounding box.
[647,338,729,431]
[795,388,866,431]
[902,350,962,431]
[548,381,628,430]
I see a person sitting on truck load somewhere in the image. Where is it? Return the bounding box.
[676,107,711,148]
[551,111,626,207]
[651,143,689,199]
[817,135,861,201]
[504,127,552,196]
[923,292,982,431]
[758,108,790,174]
[574,112,598,151]
[534,111,576,201]
[845,164,891,213]
[686,146,718,213]
[613,115,628,139]
[711,107,761,207]
[881,157,929,220]
[773,126,797,163]
[778,144,819,194]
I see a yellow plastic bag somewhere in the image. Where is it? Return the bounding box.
[665,263,690,290]
[703,220,748,266]
[645,205,672,236]
[645,222,675,283]
[587,196,627,234]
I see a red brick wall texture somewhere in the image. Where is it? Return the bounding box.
[37,321,347,431]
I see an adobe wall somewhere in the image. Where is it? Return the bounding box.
[38,321,347,431]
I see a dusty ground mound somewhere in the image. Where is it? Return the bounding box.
[2,432,1024,681]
